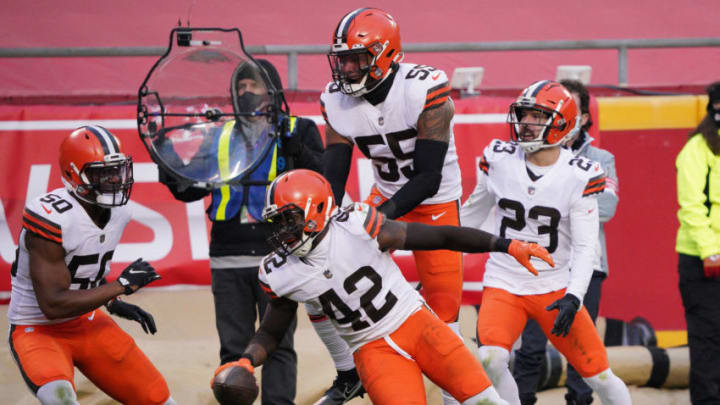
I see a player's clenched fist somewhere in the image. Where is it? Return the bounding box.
[116,258,161,295]
[507,240,554,276]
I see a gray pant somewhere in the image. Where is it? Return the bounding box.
[211,266,298,405]
[513,272,604,405]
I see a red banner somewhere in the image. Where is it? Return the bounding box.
[4,98,689,331]
[0,101,512,304]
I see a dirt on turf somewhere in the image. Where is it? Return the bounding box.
[1,288,691,404]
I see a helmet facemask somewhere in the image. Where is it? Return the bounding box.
[508,102,576,153]
[329,41,393,97]
[64,155,134,207]
[263,203,319,258]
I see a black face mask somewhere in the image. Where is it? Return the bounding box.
[235,92,266,114]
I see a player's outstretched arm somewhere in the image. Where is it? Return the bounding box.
[27,232,127,319]
[377,220,554,275]
[241,296,298,367]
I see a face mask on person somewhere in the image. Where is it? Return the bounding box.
[235,92,267,114]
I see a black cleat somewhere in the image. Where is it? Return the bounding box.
[313,369,366,405]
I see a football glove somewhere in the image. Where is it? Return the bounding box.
[546,293,581,337]
[116,258,161,295]
[106,298,157,334]
[703,254,720,278]
[507,240,554,276]
[211,358,255,388]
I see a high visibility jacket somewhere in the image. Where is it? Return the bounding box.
[676,131,720,259]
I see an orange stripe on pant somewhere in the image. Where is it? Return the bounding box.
[477,287,609,378]
[365,187,463,322]
[10,310,170,405]
[353,307,492,404]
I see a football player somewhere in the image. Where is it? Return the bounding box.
[211,169,555,405]
[461,81,631,404]
[319,8,464,404]
[7,126,175,405]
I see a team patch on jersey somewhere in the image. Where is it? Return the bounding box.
[423,81,450,112]
[479,154,489,175]
[362,206,385,239]
[22,208,62,244]
[583,174,606,196]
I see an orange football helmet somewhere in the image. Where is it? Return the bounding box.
[507,80,580,153]
[328,8,404,96]
[59,125,133,207]
[262,169,336,257]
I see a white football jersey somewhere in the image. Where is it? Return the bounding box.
[461,140,604,301]
[320,63,462,204]
[8,188,131,325]
[259,203,424,352]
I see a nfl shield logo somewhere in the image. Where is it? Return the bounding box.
[528,186,535,195]
[323,270,333,279]
[378,116,384,126]
[99,234,105,243]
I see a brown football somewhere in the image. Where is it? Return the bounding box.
[211,365,259,405]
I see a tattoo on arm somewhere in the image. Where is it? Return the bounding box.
[417,100,454,143]
[376,219,408,251]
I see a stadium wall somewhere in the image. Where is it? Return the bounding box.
[0,95,707,331]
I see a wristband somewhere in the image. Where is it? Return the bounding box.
[493,237,512,253]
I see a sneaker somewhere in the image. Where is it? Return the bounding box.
[313,369,366,405]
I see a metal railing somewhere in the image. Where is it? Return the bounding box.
[2,37,719,89]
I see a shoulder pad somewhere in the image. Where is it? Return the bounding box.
[22,192,72,244]
[400,64,450,113]
[333,203,385,239]
[259,254,290,299]
[566,156,606,196]
[321,81,342,96]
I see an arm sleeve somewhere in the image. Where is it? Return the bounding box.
[460,160,494,229]
[676,137,719,258]
[379,139,447,219]
[403,222,508,253]
[566,195,600,302]
[323,143,353,205]
[597,153,619,223]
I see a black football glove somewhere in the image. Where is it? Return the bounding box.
[546,293,581,337]
[116,258,161,295]
[106,298,157,334]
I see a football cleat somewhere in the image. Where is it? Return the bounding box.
[313,369,365,405]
